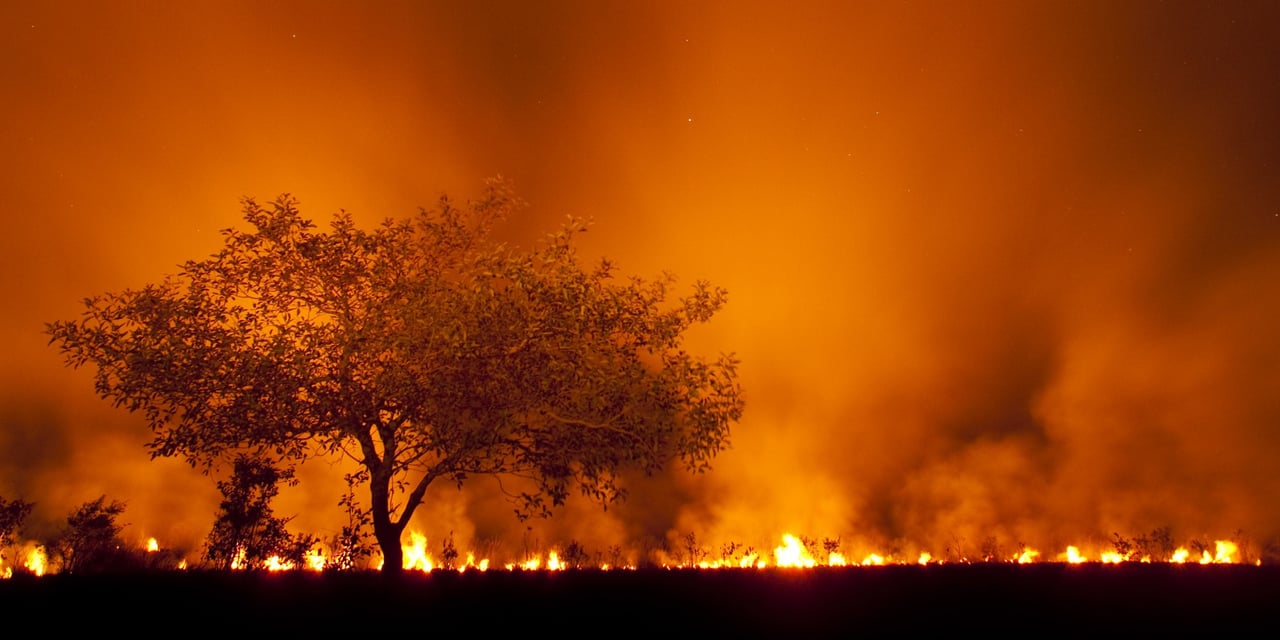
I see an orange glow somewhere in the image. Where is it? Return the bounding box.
[1062,547,1086,564]
[9,3,1280,576]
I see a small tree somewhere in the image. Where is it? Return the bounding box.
[0,496,35,569]
[48,179,744,572]
[51,496,129,574]
[327,472,375,571]
[204,455,302,570]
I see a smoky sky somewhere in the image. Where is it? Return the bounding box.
[3,1,1279,559]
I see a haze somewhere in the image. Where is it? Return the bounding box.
[3,1,1279,559]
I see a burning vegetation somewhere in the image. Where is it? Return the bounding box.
[0,489,1266,577]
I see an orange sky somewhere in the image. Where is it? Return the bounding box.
[3,1,1280,560]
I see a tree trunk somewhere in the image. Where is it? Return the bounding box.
[370,475,404,574]
[376,525,404,574]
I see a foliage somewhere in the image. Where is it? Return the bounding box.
[204,454,309,570]
[47,178,744,572]
[327,471,375,571]
[0,496,35,567]
[49,496,130,573]
[561,539,589,568]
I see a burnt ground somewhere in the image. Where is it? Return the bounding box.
[3,564,1277,635]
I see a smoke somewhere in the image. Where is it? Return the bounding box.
[3,1,1280,561]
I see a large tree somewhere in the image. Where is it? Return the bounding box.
[47,180,743,572]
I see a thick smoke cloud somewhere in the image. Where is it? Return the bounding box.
[2,1,1278,561]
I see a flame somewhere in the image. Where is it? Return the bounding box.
[230,547,247,570]
[458,552,488,572]
[306,550,327,571]
[25,547,46,576]
[403,531,434,572]
[264,555,291,571]
[1100,551,1125,564]
[1213,540,1238,564]
[0,527,1257,576]
[546,551,564,571]
[1062,546,1086,564]
[773,533,816,568]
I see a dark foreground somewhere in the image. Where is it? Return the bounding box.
[3,564,1277,635]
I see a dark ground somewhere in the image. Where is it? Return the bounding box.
[3,564,1277,635]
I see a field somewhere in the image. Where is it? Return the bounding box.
[3,564,1277,634]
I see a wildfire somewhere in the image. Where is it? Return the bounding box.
[0,530,1262,578]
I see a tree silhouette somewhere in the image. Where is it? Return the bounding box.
[204,454,310,570]
[0,496,35,571]
[47,179,744,572]
[50,496,129,573]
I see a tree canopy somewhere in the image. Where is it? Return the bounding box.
[47,179,744,572]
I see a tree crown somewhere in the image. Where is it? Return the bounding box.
[48,179,743,548]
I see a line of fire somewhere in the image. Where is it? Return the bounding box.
[0,529,1259,578]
